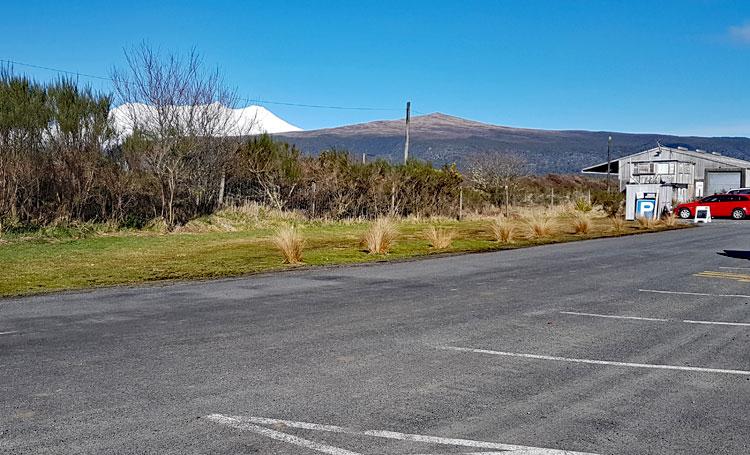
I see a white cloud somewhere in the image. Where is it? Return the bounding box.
[728,22,750,43]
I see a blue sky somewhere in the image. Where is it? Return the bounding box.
[2,0,750,135]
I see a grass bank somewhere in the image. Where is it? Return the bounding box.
[0,210,688,297]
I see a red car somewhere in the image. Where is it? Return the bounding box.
[674,194,750,219]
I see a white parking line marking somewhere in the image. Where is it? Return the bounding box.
[639,289,750,298]
[682,319,750,327]
[0,331,18,335]
[205,414,362,455]
[206,413,599,454]
[560,311,668,322]
[390,453,506,455]
[438,346,750,376]
[561,311,750,327]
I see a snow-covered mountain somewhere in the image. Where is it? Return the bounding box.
[110,102,301,137]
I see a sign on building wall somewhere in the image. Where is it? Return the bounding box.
[636,197,657,219]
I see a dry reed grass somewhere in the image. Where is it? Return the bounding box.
[271,226,304,264]
[363,218,397,254]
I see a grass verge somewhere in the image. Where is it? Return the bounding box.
[0,216,690,297]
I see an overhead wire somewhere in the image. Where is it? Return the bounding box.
[1,58,408,112]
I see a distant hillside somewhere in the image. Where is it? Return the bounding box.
[274,113,750,174]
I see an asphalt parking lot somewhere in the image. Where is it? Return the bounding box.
[1,221,749,454]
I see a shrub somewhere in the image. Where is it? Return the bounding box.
[610,216,625,233]
[424,226,454,249]
[592,190,625,217]
[271,226,304,264]
[572,214,592,234]
[525,213,556,238]
[144,217,170,234]
[574,198,593,212]
[491,217,515,243]
[364,218,397,254]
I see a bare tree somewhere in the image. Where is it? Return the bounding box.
[111,43,247,224]
[466,151,529,207]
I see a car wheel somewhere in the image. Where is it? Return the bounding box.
[732,208,746,220]
[679,208,691,219]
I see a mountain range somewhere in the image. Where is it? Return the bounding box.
[274,113,750,174]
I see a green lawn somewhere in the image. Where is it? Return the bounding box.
[0,217,685,297]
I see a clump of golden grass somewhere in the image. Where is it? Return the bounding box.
[271,225,304,264]
[525,213,556,239]
[636,216,657,229]
[363,218,397,254]
[660,212,677,227]
[610,216,625,233]
[490,217,516,243]
[424,226,454,249]
[572,214,592,235]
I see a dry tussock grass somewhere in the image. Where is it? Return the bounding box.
[271,226,304,264]
[636,216,657,229]
[424,226,454,249]
[572,214,592,235]
[610,216,625,233]
[490,217,516,243]
[660,212,677,227]
[363,218,397,254]
[524,213,556,239]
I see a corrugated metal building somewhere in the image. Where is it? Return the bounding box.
[582,145,750,202]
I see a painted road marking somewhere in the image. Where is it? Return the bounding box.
[381,453,507,455]
[205,414,362,455]
[206,413,599,455]
[0,331,18,336]
[719,266,750,270]
[695,271,750,283]
[639,288,750,298]
[560,311,750,327]
[438,346,750,376]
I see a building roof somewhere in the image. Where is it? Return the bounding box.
[582,146,750,174]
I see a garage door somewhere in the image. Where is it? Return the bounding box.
[706,171,741,195]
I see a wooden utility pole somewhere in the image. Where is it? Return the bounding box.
[505,185,509,217]
[403,101,411,164]
[458,187,464,221]
[311,181,316,219]
[607,135,612,192]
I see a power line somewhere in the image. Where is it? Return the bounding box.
[240,97,401,111]
[0,58,112,81]
[1,57,405,112]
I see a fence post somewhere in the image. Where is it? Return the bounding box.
[504,185,509,217]
[311,181,316,219]
[458,187,463,221]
